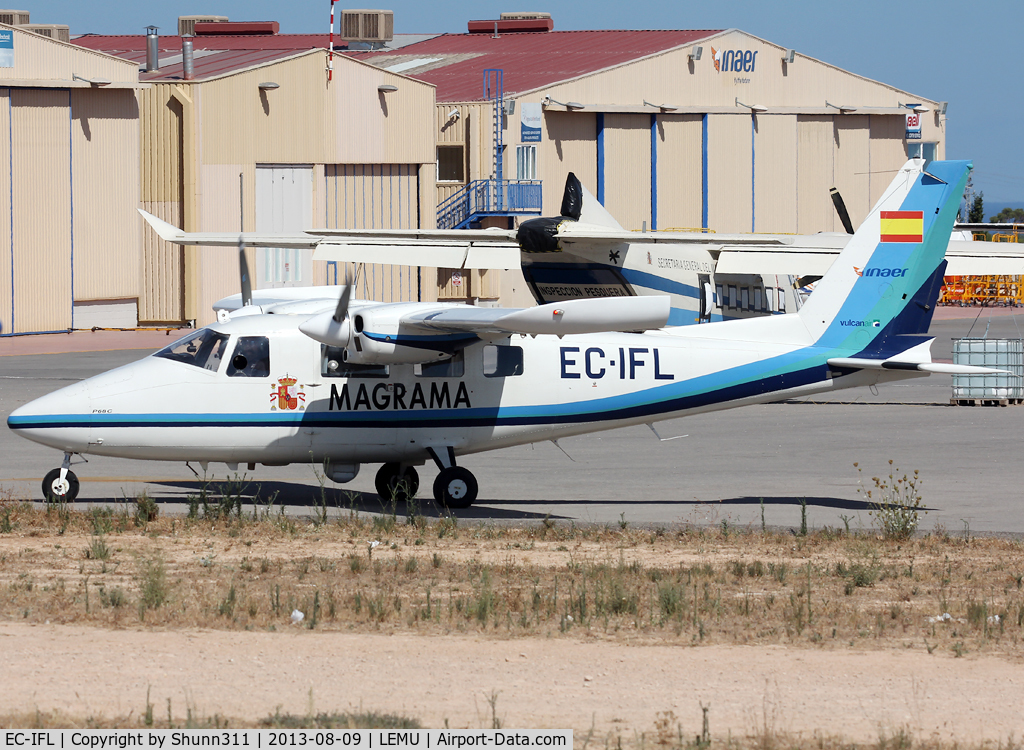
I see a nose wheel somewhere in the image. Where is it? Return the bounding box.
[42,467,79,503]
[432,466,478,509]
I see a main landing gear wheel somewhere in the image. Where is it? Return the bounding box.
[432,466,477,510]
[374,463,420,503]
[42,468,79,503]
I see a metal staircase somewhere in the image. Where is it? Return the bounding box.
[436,69,543,230]
[437,179,542,230]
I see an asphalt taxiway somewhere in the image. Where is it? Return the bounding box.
[1,311,1021,534]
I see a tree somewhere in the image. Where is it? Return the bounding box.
[967,192,985,223]
[989,207,1024,223]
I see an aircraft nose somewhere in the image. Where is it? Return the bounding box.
[7,380,93,452]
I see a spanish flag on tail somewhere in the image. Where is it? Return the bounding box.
[879,210,924,243]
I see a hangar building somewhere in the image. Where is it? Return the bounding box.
[354,15,946,305]
[76,23,437,327]
[0,20,141,335]
[5,12,946,333]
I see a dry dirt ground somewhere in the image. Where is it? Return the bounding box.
[1,507,1023,741]
[3,623,1024,742]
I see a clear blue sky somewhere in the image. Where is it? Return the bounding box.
[29,0,1024,205]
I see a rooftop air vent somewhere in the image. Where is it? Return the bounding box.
[23,24,70,43]
[499,12,552,20]
[178,15,228,36]
[193,21,278,35]
[468,16,553,33]
[341,10,394,45]
[0,10,30,26]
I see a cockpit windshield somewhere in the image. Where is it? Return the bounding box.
[154,329,230,371]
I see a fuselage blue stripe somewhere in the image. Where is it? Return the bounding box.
[619,268,700,298]
[8,342,831,432]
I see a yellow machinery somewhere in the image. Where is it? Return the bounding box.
[941,231,1024,306]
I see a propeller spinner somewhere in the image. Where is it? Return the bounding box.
[298,272,355,350]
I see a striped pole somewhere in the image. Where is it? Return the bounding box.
[328,0,335,82]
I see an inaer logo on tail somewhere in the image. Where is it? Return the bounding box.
[854,266,908,278]
[711,46,721,71]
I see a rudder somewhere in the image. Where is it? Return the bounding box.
[797,158,971,353]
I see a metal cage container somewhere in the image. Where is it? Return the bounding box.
[952,338,1024,402]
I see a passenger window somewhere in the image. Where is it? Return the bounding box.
[715,284,724,309]
[155,329,229,371]
[741,287,750,310]
[754,287,763,312]
[483,345,524,377]
[728,286,737,309]
[416,351,465,378]
[778,289,786,312]
[227,336,270,377]
[321,345,389,377]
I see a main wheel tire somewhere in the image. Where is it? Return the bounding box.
[432,466,477,509]
[42,468,79,503]
[375,463,419,503]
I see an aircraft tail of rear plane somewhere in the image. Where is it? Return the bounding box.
[796,158,972,357]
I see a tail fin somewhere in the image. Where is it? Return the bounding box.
[798,158,971,355]
[517,173,622,253]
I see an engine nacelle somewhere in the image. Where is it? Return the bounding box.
[301,303,466,365]
[349,304,458,365]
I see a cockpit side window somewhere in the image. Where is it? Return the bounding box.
[227,336,271,378]
[154,329,230,371]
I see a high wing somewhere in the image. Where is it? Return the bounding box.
[143,171,1024,277]
[710,234,1024,276]
[140,210,520,270]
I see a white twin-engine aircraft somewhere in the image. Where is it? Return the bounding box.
[7,159,1001,510]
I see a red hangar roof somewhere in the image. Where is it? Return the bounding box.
[72,27,723,90]
[73,33,336,82]
[347,29,722,102]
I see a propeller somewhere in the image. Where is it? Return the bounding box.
[829,187,855,235]
[332,270,352,324]
[238,235,253,307]
[297,270,356,349]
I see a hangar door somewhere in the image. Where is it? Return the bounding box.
[256,165,313,289]
[323,164,420,303]
[0,88,73,335]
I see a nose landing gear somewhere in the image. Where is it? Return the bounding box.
[42,452,79,503]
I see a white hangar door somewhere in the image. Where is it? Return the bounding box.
[256,165,313,288]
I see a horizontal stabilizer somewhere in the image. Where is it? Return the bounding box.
[827,357,1011,375]
[407,296,670,336]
